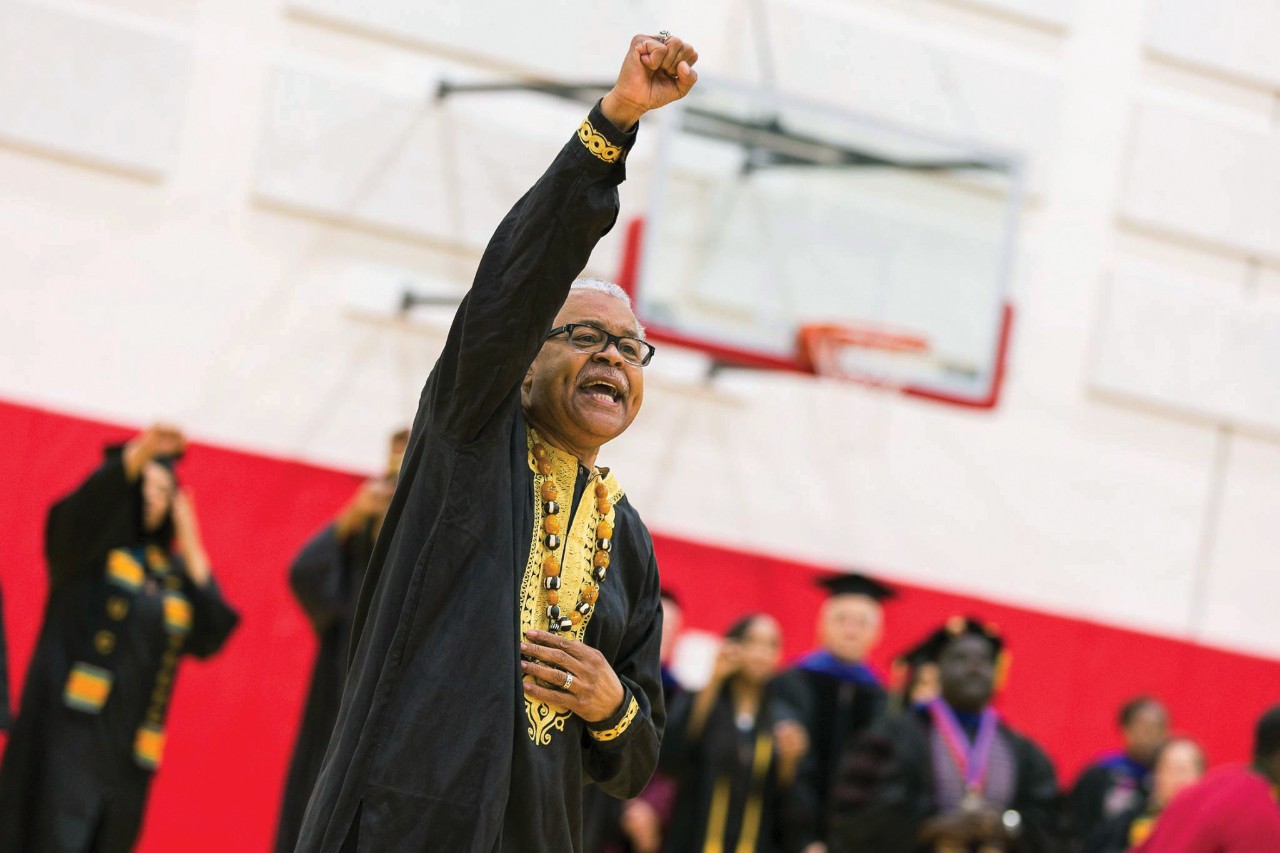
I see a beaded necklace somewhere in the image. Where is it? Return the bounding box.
[531,440,613,632]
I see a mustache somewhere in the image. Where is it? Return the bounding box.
[577,367,630,395]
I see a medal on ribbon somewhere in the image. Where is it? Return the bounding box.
[929,698,999,809]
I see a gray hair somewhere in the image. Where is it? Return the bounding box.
[570,278,646,339]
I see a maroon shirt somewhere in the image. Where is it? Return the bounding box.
[1134,764,1280,852]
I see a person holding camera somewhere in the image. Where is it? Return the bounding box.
[661,614,809,852]
[0,424,240,853]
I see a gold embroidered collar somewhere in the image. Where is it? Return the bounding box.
[521,429,622,745]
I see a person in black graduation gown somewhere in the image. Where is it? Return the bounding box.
[274,428,407,853]
[1065,696,1167,851]
[827,618,1060,853]
[771,573,894,851]
[0,424,241,853]
[295,34,701,853]
[662,614,809,853]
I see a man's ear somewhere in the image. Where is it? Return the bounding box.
[520,363,537,407]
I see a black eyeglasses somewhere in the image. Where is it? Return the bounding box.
[547,323,656,367]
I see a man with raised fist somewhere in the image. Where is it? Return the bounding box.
[296,33,699,852]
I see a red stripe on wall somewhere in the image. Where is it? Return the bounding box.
[0,399,1276,850]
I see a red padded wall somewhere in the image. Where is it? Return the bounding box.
[0,399,1276,851]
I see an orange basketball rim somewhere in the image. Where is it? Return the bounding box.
[797,322,932,382]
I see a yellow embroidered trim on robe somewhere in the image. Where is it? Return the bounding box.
[577,119,624,164]
[520,428,622,746]
[587,695,640,743]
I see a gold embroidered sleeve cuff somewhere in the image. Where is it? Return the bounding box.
[574,101,636,167]
[578,118,625,163]
[587,694,640,742]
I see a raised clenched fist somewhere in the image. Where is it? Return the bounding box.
[601,33,699,131]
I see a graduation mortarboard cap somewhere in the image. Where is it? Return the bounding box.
[899,615,1006,665]
[895,634,941,670]
[817,572,896,602]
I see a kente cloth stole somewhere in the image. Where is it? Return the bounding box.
[63,545,193,770]
[520,429,621,746]
[928,700,1017,812]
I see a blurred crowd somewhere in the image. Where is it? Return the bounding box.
[578,588,1280,853]
[0,423,1277,853]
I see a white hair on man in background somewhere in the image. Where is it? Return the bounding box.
[570,278,646,339]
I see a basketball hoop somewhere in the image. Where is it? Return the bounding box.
[796,322,931,384]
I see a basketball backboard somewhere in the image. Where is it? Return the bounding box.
[617,80,1025,409]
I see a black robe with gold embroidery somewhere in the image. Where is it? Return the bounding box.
[0,452,240,853]
[296,102,664,853]
[275,522,374,853]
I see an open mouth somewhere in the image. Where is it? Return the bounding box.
[580,378,624,406]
